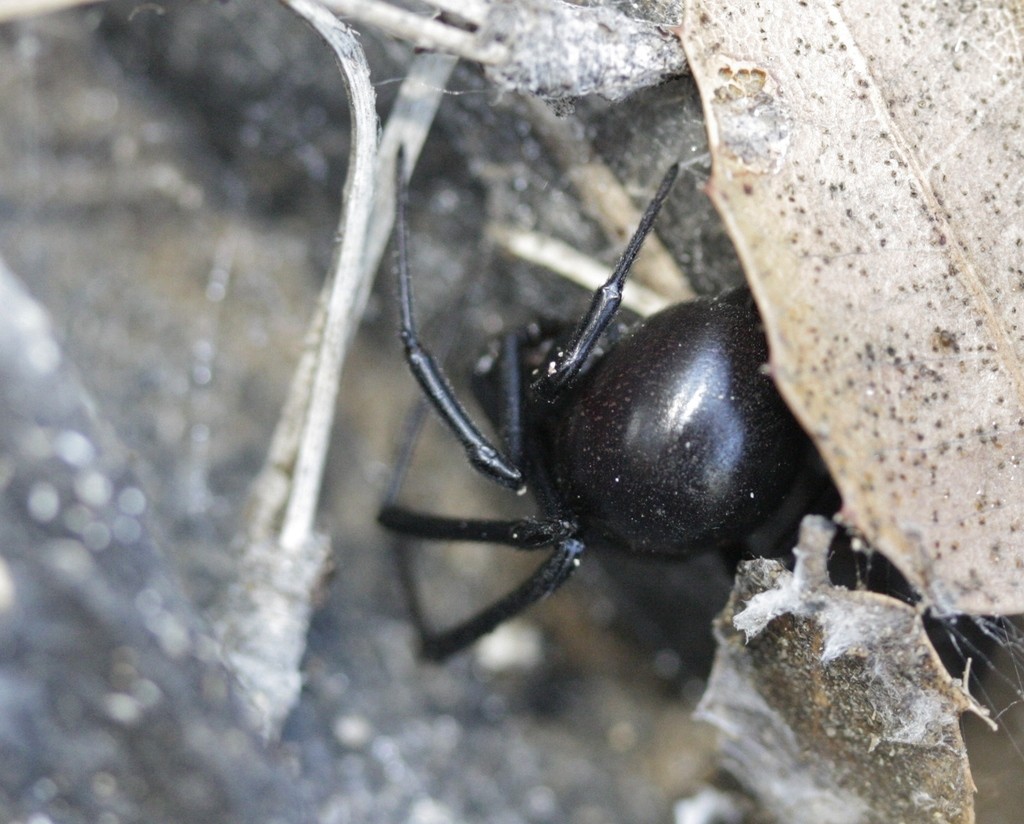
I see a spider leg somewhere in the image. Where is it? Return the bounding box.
[394,157,523,490]
[379,506,575,547]
[531,163,679,400]
[408,538,585,661]
[495,330,525,468]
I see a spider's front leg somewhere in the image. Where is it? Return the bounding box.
[394,157,523,490]
[531,163,679,401]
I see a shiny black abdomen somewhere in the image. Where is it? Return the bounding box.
[549,289,807,555]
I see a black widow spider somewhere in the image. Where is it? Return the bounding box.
[379,158,812,661]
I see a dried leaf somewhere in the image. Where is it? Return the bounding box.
[698,517,983,824]
[679,1,1024,613]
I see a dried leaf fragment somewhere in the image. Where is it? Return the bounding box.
[323,0,688,100]
[679,0,1024,613]
[697,517,983,824]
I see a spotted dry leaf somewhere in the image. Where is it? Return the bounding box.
[679,1,1024,613]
